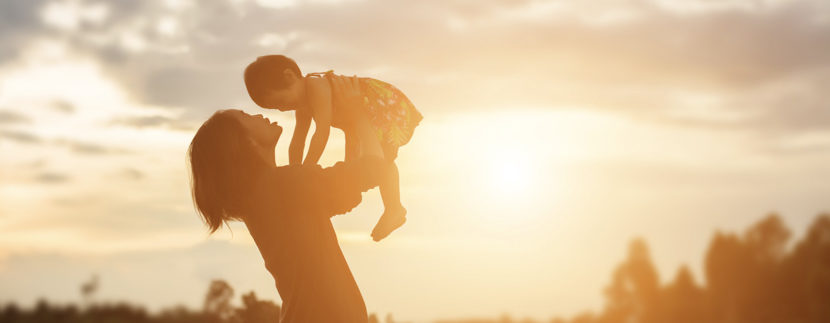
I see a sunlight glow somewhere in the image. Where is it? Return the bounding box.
[488,151,533,196]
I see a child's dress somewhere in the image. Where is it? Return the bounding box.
[306,70,423,149]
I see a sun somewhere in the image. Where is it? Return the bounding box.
[485,149,535,197]
[490,161,531,194]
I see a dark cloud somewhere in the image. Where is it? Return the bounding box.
[752,101,830,135]
[51,195,100,207]
[119,168,144,180]
[0,129,42,144]
[0,110,30,124]
[21,159,46,169]
[89,1,830,117]
[54,139,127,155]
[0,0,48,62]
[34,172,70,184]
[3,0,829,144]
[18,200,200,237]
[142,66,243,112]
[111,115,195,131]
[51,101,76,114]
[751,72,830,134]
[0,131,129,154]
[115,115,170,127]
[650,70,830,135]
[760,140,830,157]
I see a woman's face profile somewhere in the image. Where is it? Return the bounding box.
[228,109,282,147]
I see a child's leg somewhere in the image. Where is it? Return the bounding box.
[378,145,403,211]
[370,156,407,241]
[351,112,384,160]
[349,111,406,241]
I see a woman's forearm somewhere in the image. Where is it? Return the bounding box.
[314,157,385,217]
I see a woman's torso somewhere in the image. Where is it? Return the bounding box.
[241,167,368,323]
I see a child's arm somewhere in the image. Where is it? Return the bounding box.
[302,79,332,166]
[288,109,312,166]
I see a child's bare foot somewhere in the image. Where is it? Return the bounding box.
[371,206,407,242]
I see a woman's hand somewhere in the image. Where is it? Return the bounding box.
[330,74,364,122]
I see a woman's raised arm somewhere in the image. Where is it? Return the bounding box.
[265,156,384,218]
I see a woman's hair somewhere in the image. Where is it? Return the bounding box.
[243,55,302,109]
[187,110,265,234]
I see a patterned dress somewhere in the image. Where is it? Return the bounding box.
[306,70,423,149]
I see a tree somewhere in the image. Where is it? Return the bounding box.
[742,214,791,323]
[662,266,704,323]
[785,214,830,323]
[80,274,100,307]
[704,231,748,323]
[233,291,280,323]
[601,238,661,323]
[204,279,235,322]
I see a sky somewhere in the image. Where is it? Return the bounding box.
[0,0,829,321]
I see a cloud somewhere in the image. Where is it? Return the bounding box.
[1,2,829,320]
[0,131,128,154]
[8,196,200,245]
[0,0,49,62]
[111,114,195,131]
[34,172,70,184]
[118,168,145,181]
[20,159,47,170]
[0,129,42,144]
[0,110,31,124]
[650,68,830,137]
[54,139,128,155]
[51,100,75,113]
[0,239,273,312]
[27,0,821,136]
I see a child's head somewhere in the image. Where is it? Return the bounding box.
[244,55,304,111]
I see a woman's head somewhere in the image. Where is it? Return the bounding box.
[187,109,282,233]
[244,55,305,111]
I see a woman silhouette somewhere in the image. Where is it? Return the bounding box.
[187,79,384,323]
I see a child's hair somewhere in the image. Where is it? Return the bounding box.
[243,55,302,108]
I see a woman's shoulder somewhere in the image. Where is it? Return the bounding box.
[261,164,327,188]
[253,166,300,195]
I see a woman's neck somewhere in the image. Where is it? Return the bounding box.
[262,143,277,168]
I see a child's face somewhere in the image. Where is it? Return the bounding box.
[265,69,305,111]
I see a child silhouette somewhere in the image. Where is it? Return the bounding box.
[244,55,422,241]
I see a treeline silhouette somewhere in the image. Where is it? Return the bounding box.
[0,279,280,323]
[1,213,828,323]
